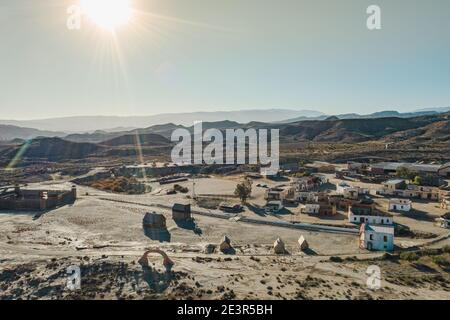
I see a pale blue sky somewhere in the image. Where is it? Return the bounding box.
[1,0,450,119]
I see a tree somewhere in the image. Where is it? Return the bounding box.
[234,178,252,203]
[412,176,422,186]
[396,167,415,180]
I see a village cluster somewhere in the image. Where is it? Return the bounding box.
[2,159,450,257]
[257,160,450,252]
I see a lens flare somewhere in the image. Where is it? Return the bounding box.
[80,0,133,31]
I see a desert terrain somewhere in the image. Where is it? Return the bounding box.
[1,171,449,300]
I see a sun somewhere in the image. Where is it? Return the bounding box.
[80,0,133,31]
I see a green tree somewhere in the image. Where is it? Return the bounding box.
[234,178,252,203]
[412,176,422,186]
[396,167,415,180]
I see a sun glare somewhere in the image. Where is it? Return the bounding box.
[80,0,133,31]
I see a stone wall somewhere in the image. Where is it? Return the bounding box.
[0,187,76,211]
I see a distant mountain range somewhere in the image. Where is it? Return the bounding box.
[1,107,449,136]
[1,111,449,162]
[1,107,449,142]
[278,109,450,123]
[0,124,65,141]
[0,109,324,133]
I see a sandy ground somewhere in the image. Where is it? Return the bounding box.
[1,175,449,300]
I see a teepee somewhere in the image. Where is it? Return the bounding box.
[219,235,232,252]
[298,235,309,251]
[273,237,286,254]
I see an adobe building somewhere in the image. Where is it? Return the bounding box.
[0,185,77,211]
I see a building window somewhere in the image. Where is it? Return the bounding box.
[370,234,374,241]
[383,236,388,242]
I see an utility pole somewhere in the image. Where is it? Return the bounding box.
[192,175,196,200]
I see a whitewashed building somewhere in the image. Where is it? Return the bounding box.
[303,203,320,214]
[265,201,284,213]
[359,224,394,251]
[336,182,369,200]
[388,199,412,212]
[296,192,318,203]
[348,206,393,225]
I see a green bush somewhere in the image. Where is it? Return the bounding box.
[431,256,450,267]
[329,256,343,263]
[421,248,440,256]
[400,252,419,261]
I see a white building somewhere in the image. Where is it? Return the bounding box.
[388,198,412,212]
[303,203,320,214]
[348,206,393,225]
[359,224,394,251]
[265,201,284,213]
[296,192,318,203]
[336,182,369,200]
[336,182,351,194]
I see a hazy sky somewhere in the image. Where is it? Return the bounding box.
[1,0,450,119]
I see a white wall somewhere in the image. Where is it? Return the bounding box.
[388,202,411,212]
[349,212,393,225]
[362,231,394,251]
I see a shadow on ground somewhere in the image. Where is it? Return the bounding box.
[144,227,171,243]
[174,219,203,235]
[401,209,436,222]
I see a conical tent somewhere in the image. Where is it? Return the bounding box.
[219,235,232,252]
[298,235,309,251]
[273,237,286,254]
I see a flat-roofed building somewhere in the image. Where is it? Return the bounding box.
[348,205,393,225]
[303,203,320,214]
[388,199,412,212]
[370,162,441,176]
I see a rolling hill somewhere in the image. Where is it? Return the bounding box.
[0,109,324,132]
[1,112,449,163]
[0,124,64,141]
[100,133,171,146]
[0,137,104,162]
